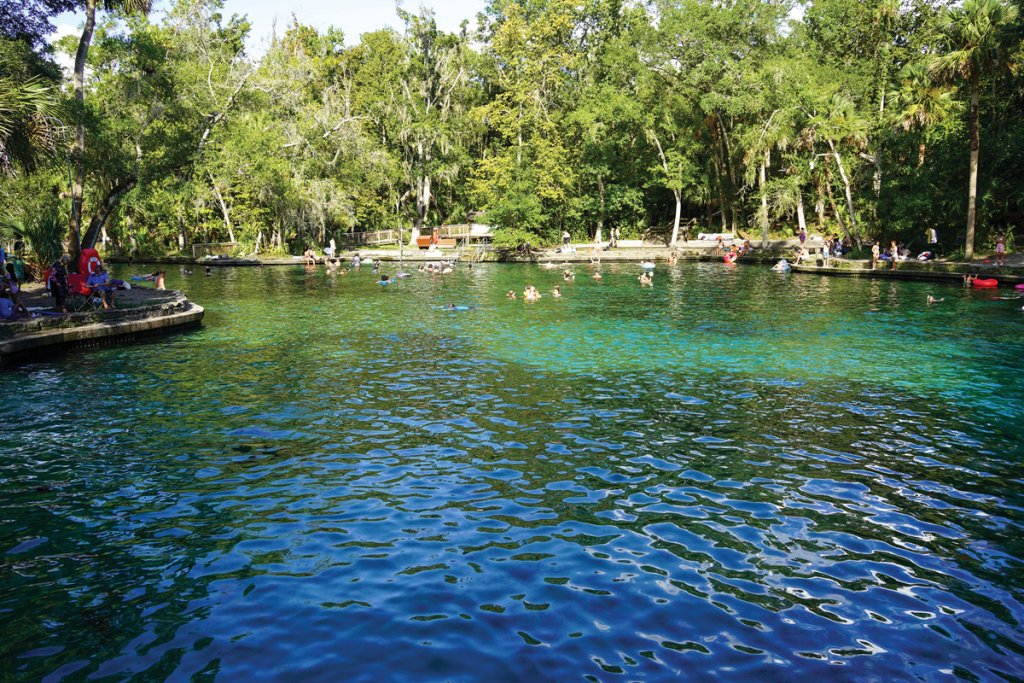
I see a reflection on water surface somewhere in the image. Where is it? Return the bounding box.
[2,262,1022,681]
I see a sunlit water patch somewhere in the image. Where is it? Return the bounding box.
[2,262,1022,681]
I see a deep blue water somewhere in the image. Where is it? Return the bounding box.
[2,261,1023,681]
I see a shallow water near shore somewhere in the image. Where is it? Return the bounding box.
[2,261,1023,681]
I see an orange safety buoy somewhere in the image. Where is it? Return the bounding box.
[79,247,102,275]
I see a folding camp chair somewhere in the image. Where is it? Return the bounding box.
[66,273,102,311]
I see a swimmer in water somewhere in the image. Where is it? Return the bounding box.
[552,285,561,298]
[592,271,602,280]
[563,269,574,281]
[927,295,944,304]
[638,271,653,287]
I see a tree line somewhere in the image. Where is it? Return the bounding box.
[1,0,1022,270]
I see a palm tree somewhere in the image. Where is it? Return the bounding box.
[0,75,62,174]
[805,93,870,239]
[930,0,1019,260]
[888,63,959,168]
[69,0,151,268]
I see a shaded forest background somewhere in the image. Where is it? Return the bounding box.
[1,0,1022,267]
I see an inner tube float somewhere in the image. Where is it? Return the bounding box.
[1014,283,1024,291]
[640,262,656,270]
[972,278,998,289]
[723,252,737,264]
[433,305,471,311]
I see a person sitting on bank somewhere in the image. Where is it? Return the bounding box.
[4,262,29,317]
[86,266,117,309]
[0,285,17,321]
[304,247,317,265]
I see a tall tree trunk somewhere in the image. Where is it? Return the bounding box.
[81,176,137,249]
[796,189,807,235]
[827,140,858,235]
[670,190,682,245]
[816,178,826,230]
[917,142,927,168]
[650,131,682,245]
[597,175,605,243]
[965,74,980,260]
[209,173,235,243]
[716,114,738,234]
[824,166,854,246]
[759,150,768,249]
[708,121,729,232]
[70,0,98,270]
[81,134,147,249]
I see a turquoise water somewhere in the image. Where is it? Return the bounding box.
[2,261,1023,681]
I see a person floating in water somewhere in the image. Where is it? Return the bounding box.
[563,269,574,281]
[638,271,653,287]
[552,285,562,298]
[927,295,945,304]
[506,290,517,299]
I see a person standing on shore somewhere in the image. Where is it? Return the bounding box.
[926,227,940,256]
[49,255,70,313]
[995,234,1006,266]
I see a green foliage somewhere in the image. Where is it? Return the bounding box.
[0,0,1022,256]
[490,226,542,256]
[1,199,66,272]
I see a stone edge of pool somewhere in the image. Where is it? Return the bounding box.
[0,291,204,369]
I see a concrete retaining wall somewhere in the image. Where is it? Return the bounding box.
[1,295,204,368]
